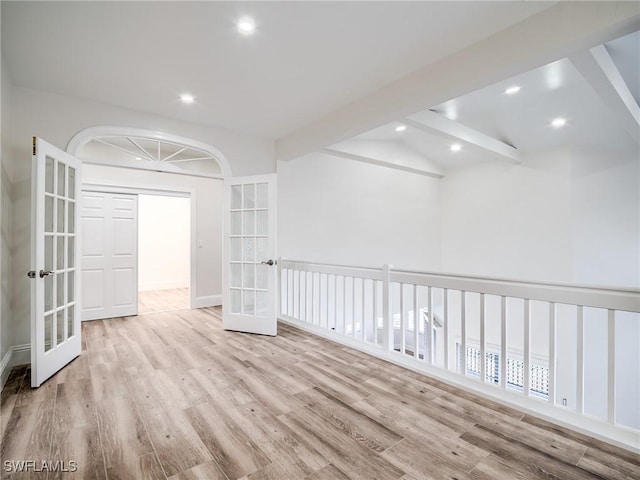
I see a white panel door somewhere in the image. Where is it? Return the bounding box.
[223,175,277,336]
[30,138,81,388]
[81,192,138,320]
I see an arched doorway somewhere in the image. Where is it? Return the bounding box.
[66,127,229,320]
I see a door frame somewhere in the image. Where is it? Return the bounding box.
[81,181,199,312]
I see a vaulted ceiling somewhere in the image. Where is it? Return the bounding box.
[2,1,639,175]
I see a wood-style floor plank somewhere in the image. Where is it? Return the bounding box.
[184,401,271,479]
[1,295,637,480]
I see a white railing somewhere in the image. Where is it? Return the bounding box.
[278,259,640,452]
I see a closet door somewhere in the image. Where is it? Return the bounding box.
[81,192,138,320]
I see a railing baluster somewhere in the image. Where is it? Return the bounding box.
[373,280,377,345]
[334,275,338,332]
[443,289,449,369]
[297,270,301,320]
[382,265,391,352]
[307,271,312,324]
[427,286,433,364]
[480,293,486,382]
[289,269,294,317]
[524,298,530,396]
[277,264,283,317]
[285,268,290,316]
[343,276,347,335]
[577,305,584,414]
[500,296,507,389]
[352,277,357,339]
[548,302,556,404]
[325,273,329,329]
[413,284,419,359]
[607,309,616,424]
[361,279,366,342]
[461,291,466,375]
[400,283,405,354]
[311,271,316,325]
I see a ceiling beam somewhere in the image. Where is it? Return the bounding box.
[322,148,444,179]
[569,44,640,143]
[277,2,640,161]
[404,112,520,164]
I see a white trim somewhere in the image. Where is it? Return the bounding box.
[66,126,233,178]
[279,315,640,453]
[80,182,198,310]
[192,295,222,308]
[1,344,31,391]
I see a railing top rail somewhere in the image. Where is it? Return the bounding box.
[392,268,640,295]
[281,259,380,272]
[280,259,640,313]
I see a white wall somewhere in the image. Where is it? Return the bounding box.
[138,195,190,291]
[278,151,441,271]
[0,53,14,377]
[440,147,639,287]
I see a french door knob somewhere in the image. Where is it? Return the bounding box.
[260,259,276,266]
[39,269,54,278]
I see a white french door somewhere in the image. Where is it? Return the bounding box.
[30,138,81,387]
[223,175,277,336]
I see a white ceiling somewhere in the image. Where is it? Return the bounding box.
[1,1,554,139]
[328,29,640,175]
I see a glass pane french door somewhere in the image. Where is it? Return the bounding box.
[31,138,81,387]
[223,175,277,336]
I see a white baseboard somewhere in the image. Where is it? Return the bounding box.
[192,294,222,309]
[0,344,30,390]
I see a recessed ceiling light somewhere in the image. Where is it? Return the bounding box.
[180,93,195,104]
[135,157,142,160]
[237,17,255,35]
[450,143,462,152]
[551,117,566,128]
[505,85,521,95]
[395,125,406,132]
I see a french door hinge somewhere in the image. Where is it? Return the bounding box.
[32,136,36,156]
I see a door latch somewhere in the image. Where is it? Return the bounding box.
[27,270,36,279]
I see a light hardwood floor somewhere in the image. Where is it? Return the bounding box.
[1,306,638,479]
[138,288,189,315]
